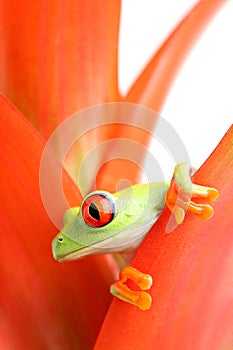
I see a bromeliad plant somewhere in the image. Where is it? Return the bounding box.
[0,1,232,349]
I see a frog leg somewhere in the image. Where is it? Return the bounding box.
[165,162,218,229]
[110,266,153,310]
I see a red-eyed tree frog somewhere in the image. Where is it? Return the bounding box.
[52,163,218,310]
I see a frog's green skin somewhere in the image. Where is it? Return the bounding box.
[52,181,169,262]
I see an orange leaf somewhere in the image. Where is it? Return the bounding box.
[0,94,116,349]
[0,0,121,138]
[95,126,233,349]
[97,0,228,191]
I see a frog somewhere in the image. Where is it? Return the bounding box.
[52,162,218,310]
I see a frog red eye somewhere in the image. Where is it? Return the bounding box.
[81,193,115,227]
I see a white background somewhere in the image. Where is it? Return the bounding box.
[119,0,233,178]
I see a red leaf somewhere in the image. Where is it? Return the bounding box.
[0,0,121,138]
[0,94,116,349]
[96,0,228,191]
[95,126,233,349]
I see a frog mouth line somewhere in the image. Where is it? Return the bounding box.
[57,245,94,262]
[56,218,157,262]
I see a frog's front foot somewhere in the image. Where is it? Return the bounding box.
[166,162,219,228]
[110,266,153,310]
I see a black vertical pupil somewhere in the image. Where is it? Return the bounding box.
[89,203,100,220]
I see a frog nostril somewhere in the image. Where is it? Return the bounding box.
[58,237,63,243]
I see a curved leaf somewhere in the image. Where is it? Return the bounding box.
[0,0,121,138]
[95,126,233,350]
[97,0,228,191]
[0,94,116,350]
